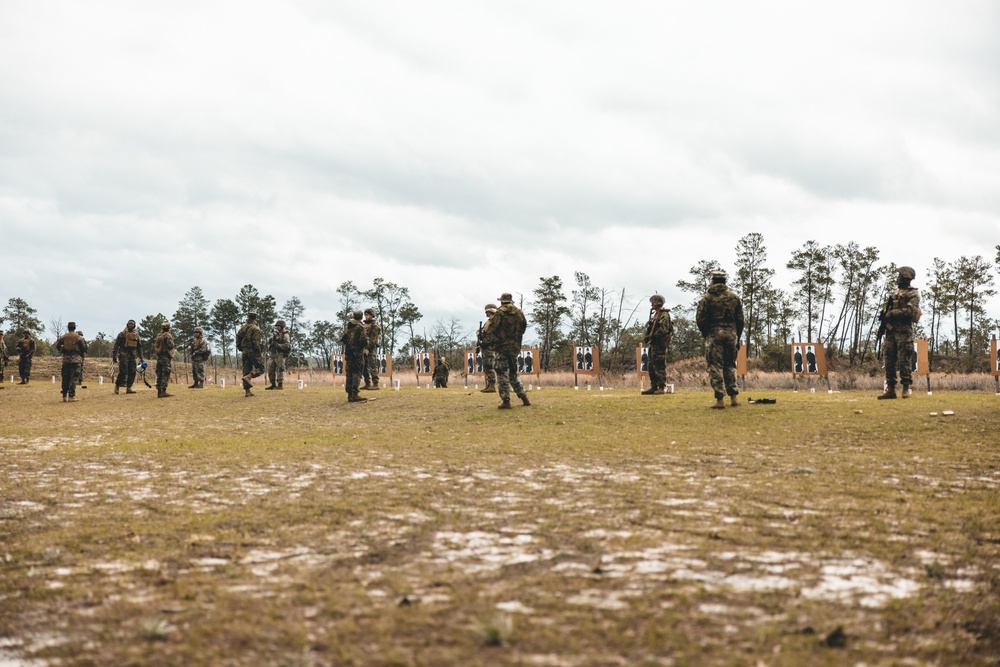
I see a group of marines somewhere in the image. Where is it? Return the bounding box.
[6,267,919,406]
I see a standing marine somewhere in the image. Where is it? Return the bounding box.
[642,294,674,395]
[154,321,175,398]
[432,356,449,388]
[265,320,291,390]
[187,327,211,389]
[112,319,145,395]
[0,331,7,389]
[482,292,531,410]
[56,322,88,402]
[16,330,36,384]
[361,308,381,390]
[341,309,368,403]
[696,271,745,409]
[878,266,921,399]
[477,304,498,393]
[235,312,265,397]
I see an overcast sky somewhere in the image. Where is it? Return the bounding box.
[2,1,999,342]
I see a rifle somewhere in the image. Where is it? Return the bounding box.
[643,308,655,346]
[475,320,483,355]
[875,294,894,360]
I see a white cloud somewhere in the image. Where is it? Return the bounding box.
[1,0,998,340]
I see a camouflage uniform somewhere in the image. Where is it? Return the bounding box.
[478,304,498,392]
[642,296,674,394]
[696,275,745,405]
[880,267,921,397]
[188,330,210,388]
[362,312,381,389]
[341,311,368,402]
[0,333,7,388]
[482,294,530,408]
[113,321,144,393]
[266,326,291,389]
[432,358,449,388]
[154,325,175,397]
[16,332,35,383]
[56,325,88,401]
[236,315,264,396]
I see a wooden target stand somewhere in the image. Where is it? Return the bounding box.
[878,340,931,396]
[910,339,932,395]
[790,342,832,392]
[573,345,600,388]
[331,353,392,386]
[414,352,433,386]
[737,343,747,391]
[463,347,540,389]
[637,346,675,393]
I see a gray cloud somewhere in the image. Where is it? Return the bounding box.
[2,0,998,340]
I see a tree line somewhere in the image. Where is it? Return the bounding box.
[3,239,999,373]
[526,237,1000,374]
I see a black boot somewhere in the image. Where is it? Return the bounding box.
[877,387,897,400]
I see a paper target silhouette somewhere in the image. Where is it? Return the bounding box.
[791,343,826,376]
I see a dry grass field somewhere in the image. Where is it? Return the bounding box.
[1,363,998,666]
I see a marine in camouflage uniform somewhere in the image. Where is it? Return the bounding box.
[0,331,7,389]
[642,294,674,395]
[266,320,291,390]
[481,293,531,409]
[432,357,450,388]
[55,322,88,402]
[477,304,498,393]
[74,331,87,387]
[16,330,35,384]
[113,319,144,394]
[361,308,381,390]
[878,266,921,400]
[235,313,265,397]
[154,322,175,398]
[187,327,210,389]
[696,271,745,409]
[341,310,368,403]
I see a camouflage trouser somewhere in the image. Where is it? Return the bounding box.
[434,373,448,388]
[362,352,379,386]
[241,351,265,389]
[705,330,739,399]
[267,355,286,386]
[191,358,206,385]
[345,353,364,395]
[483,349,496,386]
[647,344,667,389]
[156,355,172,392]
[883,328,914,388]
[116,351,138,388]
[495,352,526,402]
[19,356,31,381]
[61,362,80,397]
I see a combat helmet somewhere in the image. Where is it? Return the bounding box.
[898,266,916,281]
[649,294,665,307]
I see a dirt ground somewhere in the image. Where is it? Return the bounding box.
[1,377,998,666]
